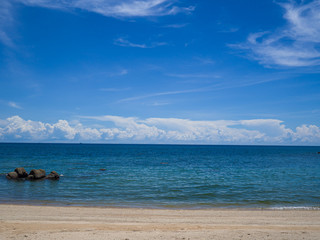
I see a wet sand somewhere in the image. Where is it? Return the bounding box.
[0,204,320,239]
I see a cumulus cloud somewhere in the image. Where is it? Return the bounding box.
[232,0,320,67]
[0,115,319,145]
[293,124,320,142]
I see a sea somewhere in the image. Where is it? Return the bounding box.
[0,143,319,209]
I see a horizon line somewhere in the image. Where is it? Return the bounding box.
[0,142,319,147]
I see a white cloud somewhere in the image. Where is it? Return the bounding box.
[118,69,128,75]
[0,100,23,109]
[193,57,215,65]
[114,38,148,48]
[78,126,102,140]
[0,30,14,48]
[219,27,239,33]
[118,88,207,102]
[17,0,194,17]
[0,0,15,47]
[108,69,128,77]
[1,115,319,145]
[162,23,189,28]
[294,124,320,142]
[99,87,130,92]
[3,116,50,140]
[114,37,167,48]
[0,0,193,48]
[51,120,77,140]
[232,0,320,67]
[239,119,294,142]
[8,101,22,109]
[166,73,220,79]
[149,101,170,106]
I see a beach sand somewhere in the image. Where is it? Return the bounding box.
[0,204,320,239]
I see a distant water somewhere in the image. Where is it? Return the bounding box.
[0,143,319,209]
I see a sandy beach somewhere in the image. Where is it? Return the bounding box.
[0,204,319,239]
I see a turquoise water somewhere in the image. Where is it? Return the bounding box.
[0,143,319,209]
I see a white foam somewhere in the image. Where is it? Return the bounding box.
[270,206,320,210]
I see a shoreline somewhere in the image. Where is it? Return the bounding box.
[1,201,319,211]
[1,204,320,239]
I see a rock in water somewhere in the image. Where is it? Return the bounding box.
[6,172,18,179]
[15,167,28,178]
[46,171,60,180]
[27,175,35,180]
[29,169,46,179]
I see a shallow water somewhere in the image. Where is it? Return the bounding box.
[0,143,319,209]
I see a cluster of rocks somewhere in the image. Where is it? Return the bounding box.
[6,167,60,180]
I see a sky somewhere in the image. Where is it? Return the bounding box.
[0,0,320,145]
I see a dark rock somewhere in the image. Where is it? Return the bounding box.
[15,167,28,178]
[6,172,18,179]
[46,171,60,180]
[29,169,46,179]
[27,175,35,180]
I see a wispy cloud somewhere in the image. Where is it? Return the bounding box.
[119,69,128,75]
[1,0,194,48]
[114,38,148,48]
[118,88,209,102]
[114,37,167,48]
[118,71,293,103]
[108,69,128,76]
[231,0,320,67]
[0,100,23,109]
[162,23,189,28]
[193,57,215,65]
[17,0,194,17]
[0,29,14,48]
[1,115,319,144]
[8,101,22,109]
[219,27,239,33]
[0,0,15,48]
[99,87,130,92]
[149,101,170,106]
[166,73,220,78]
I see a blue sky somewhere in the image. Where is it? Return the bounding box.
[0,0,320,145]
